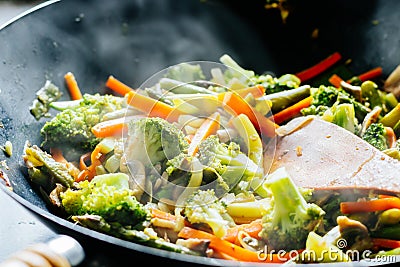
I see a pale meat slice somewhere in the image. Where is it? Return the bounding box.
[265,116,400,194]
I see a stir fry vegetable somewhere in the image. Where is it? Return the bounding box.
[22,53,400,264]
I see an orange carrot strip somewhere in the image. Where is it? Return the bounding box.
[223,220,263,245]
[235,85,266,98]
[219,92,277,138]
[64,72,83,100]
[272,96,313,125]
[385,126,397,148]
[126,90,182,122]
[105,75,134,96]
[178,227,287,263]
[328,74,345,88]
[358,67,383,82]
[150,208,177,222]
[91,116,143,138]
[340,197,400,214]
[76,145,103,182]
[212,250,240,261]
[372,238,400,249]
[295,52,342,82]
[187,112,221,156]
[379,194,398,199]
[50,147,68,163]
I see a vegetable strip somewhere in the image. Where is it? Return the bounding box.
[328,74,344,88]
[64,72,83,100]
[91,116,143,138]
[223,220,263,245]
[372,238,400,249]
[187,112,221,156]
[295,52,342,82]
[126,90,182,122]
[358,67,383,82]
[50,147,67,163]
[235,85,266,98]
[272,96,313,125]
[105,75,134,96]
[178,227,287,263]
[340,197,400,214]
[220,92,277,138]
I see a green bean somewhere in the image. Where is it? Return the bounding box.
[261,85,310,113]
[371,224,400,240]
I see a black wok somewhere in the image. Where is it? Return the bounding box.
[1,0,400,266]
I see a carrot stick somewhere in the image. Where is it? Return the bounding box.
[223,220,263,245]
[385,126,397,148]
[235,85,265,98]
[340,197,400,214]
[187,112,220,156]
[328,74,344,88]
[64,72,83,100]
[105,75,134,96]
[219,92,278,138]
[150,208,177,222]
[295,52,342,83]
[358,67,383,82]
[76,145,103,182]
[126,90,182,122]
[178,227,287,263]
[50,147,68,163]
[212,250,240,261]
[91,116,143,138]
[372,238,400,249]
[272,96,313,125]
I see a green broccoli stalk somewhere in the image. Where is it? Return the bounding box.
[23,143,76,191]
[72,214,201,255]
[124,117,189,172]
[41,93,126,152]
[361,123,391,151]
[60,173,150,228]
[260,167,325,251]
[183,189,236,238]
[197,135,263,192]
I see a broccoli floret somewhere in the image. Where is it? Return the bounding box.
[198,135,263,192]
[260,167,325,250]
[361,123,390,151]
[41,93,126,152]
[249,73,301,94]
[183,189,236,238]
[312,85,342,108]
[60,173,150,228]
[124,117,189,172]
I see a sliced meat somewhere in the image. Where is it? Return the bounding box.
[265,116,400,194]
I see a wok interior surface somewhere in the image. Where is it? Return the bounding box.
[1,0,400,266]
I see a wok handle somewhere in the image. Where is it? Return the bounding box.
[0,235,85,267]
